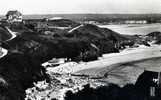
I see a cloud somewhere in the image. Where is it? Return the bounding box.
[0,0,160,14]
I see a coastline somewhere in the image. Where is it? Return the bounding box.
[28,44,161,100]
[98,23,161,35]
[49,44,161,75]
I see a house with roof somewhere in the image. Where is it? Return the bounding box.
[6,10,22,23]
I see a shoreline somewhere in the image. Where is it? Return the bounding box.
[49,44,161,75]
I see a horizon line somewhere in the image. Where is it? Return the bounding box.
[24,13,161,15]
[0,13,161,16]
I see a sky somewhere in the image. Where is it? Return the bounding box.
[0,0,161,15]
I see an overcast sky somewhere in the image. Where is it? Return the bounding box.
[0,0,161,14]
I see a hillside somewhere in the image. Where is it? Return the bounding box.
[47,19,80,27]
[24,18,80,31]
[3,23,134,62]
[3,22,151,62]
[67,24,127,40]
[0,26,12,41]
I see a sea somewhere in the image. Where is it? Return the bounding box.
[99,23,161,35]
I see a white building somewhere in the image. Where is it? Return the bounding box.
[6,10,22,23]
[125,20,147,24]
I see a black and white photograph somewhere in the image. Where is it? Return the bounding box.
[0,0,161,100]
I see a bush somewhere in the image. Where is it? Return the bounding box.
[64,83,161,100]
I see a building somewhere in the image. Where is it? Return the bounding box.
[125,20,147,24]
[136,69,161,98]
[6,10,22,23]
[42,58,67,67]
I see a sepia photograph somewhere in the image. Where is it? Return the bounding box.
[0,0,161,100]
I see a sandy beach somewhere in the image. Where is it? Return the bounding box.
[48,44,161,75]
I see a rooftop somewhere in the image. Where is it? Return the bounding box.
[6,10,22,16]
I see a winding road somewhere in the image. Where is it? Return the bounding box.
[0,27,17,58]
[5,27,17,41]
